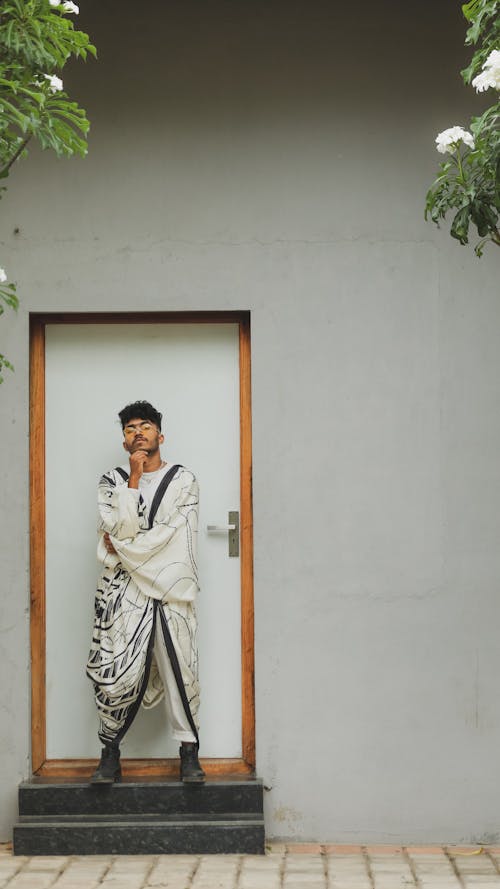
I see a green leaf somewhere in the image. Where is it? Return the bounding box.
[450,206,472,244]
[0,284,19,313]
[470,198,497,235]
[462,0,481,22]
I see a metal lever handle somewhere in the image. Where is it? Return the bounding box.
[207,524,236,532]
[206,511,239,557]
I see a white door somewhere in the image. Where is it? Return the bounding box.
[45,322,241,759]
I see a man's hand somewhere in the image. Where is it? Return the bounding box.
[103,532,117,555]
[128,449,148,488]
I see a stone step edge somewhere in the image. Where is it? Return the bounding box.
[20,779,263,789]
[16,814,264,827]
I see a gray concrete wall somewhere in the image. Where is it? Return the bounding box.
[1,0,499,843]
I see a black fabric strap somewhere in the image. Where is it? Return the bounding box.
[158,603,199,744]
[148,464,181,528]
[146,463,197,741]
[114,464,180,528]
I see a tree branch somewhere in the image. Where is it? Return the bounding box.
[0,136,32,177]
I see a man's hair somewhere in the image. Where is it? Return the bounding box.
[118,401,163,431]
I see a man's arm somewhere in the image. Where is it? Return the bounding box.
[108,470,199,603]
[97,468,144,541]
[97,450,161,561]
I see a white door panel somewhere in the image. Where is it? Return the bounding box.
[45,323,241,758]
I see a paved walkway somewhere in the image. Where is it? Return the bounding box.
[2,843,500,888]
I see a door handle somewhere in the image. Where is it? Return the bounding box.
[206,511,239,557]
[207,524,236,532]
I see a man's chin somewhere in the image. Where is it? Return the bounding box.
[128,441,159,456]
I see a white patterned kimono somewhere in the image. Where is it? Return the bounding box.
[86,464,200,747]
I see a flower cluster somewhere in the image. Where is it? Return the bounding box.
[43,73,64,93]
[435,125,475,154]
[472,48,500,92]
[434,48,499,155]
[49,0,80,12]
[0,268,7,284]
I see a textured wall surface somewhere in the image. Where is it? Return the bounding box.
[1,0,499,842]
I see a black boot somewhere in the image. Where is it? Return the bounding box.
[90,745,121,784]
[179,742,205,784]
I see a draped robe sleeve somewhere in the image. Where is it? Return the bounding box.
[97,466,199,604]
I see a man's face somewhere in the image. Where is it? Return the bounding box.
[122,417,164,456]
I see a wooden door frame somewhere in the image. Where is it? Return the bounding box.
[30,310,255,778]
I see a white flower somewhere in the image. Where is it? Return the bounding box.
[50,0,79,11]
[435,126,475,154]
[44,74,63,93]
[472,48,500,92]
[0,268,7,283]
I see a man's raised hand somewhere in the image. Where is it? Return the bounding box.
[128,449,148,488]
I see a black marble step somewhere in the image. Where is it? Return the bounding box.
[19,778,264,817]
[14,814,265,855]
[14,778,265,855]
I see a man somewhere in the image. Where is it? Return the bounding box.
[86,400,205,784]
